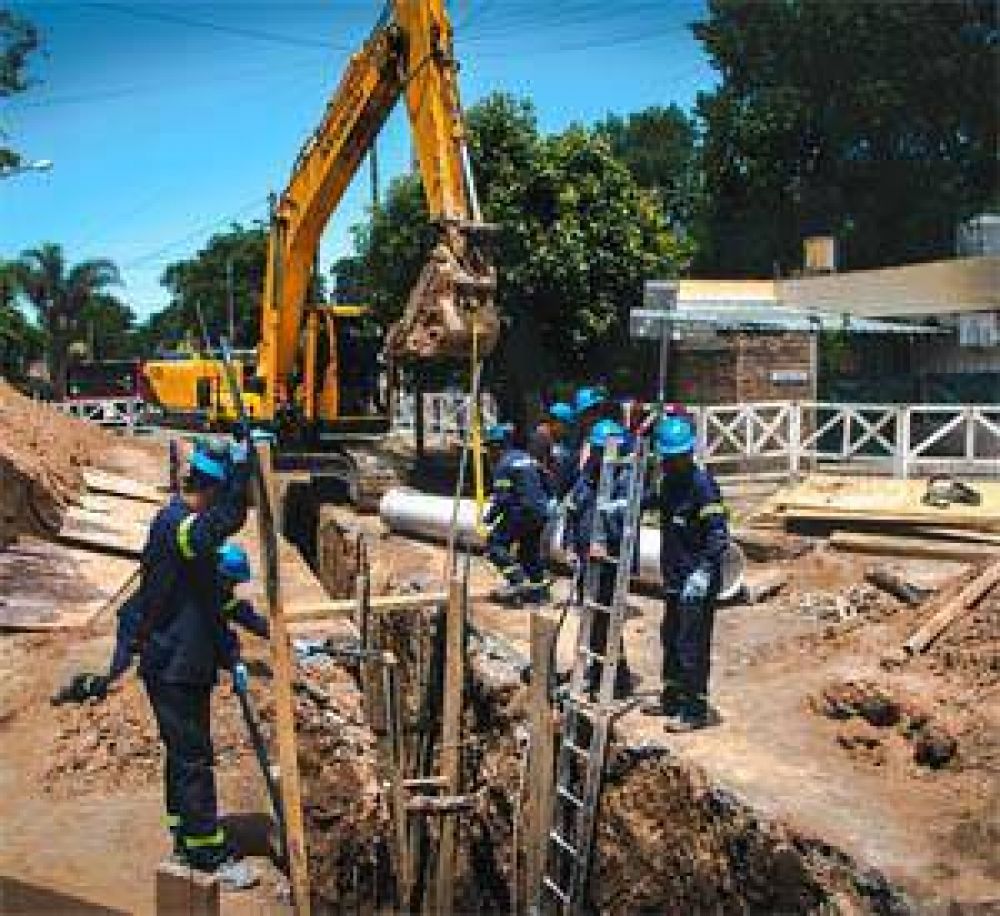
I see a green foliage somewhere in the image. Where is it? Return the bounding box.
[596,105,701,229]
[1,9,41,168]
[10,244,121,396]
[147,222,269,352]
[692,0,1000,275]
[353,92,691,405]
[76,293,137,361]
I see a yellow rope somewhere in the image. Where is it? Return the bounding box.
[471,323,488,537]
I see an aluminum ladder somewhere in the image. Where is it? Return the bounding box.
[536,436,647,914]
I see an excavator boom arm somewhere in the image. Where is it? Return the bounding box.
[258,0,497,420]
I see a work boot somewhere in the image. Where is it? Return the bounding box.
[663,697,712,733]
[489,581,525,606]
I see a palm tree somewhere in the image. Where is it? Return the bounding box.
[13,243,120,398]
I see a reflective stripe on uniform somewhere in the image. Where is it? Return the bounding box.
[176,513,198,559]
[222,597,239,617]
[163,813,181,829]
[494,478,513,489]
[698,502,727,519]
[183,827,225,849]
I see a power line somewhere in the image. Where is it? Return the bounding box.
[85,2,351,51]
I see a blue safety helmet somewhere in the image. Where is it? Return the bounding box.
[573,386,606,417]
[483,423,513,446]
[217,543,252,583]
[188,448,228,485]
[588,418,626,449]
[654,415,696,457]
[548,402,575,425]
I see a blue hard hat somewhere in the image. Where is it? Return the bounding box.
[483,423,513,446]
[573,386,606,416]
[188,448,228,483]
[548,402,575,424]
[654,415,696,456]
[217,543,252,583]
[588,418,626,449]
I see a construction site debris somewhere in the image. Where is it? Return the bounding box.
[864,565,932,607]
[903,560,1000,655]
[792,583,897,624]
[831,530,1000,563]
[741,568,789,604]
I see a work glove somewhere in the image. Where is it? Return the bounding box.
[229,439,250,466]
[680,567,710,607]
[546,497,559,520]
[232,662,250,696]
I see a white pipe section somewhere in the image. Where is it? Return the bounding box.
[378,488,746,600]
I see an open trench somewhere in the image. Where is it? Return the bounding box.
[280,488,914,915]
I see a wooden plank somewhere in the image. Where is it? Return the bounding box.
[829,531,999,563]
[434,576,465,916]
[525,611,556,908]
[255,442,312,916]
[905,526,1000,546]
[77,491,158,523]
[55,524,143,558]
[65,506,149,535]
[864,565,931,606]
[83,469,163,504]
[783,505,1000,533]
[904,560,1000,655]
[284,589,491,622]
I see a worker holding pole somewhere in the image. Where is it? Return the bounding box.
[132,440,259,887]
[641,414,729,731]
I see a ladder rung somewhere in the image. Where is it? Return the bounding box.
[542,876,570,903]
[583,599,613,614]
[548,829,579,857]
[578,646,607,663]
[557,786,584,808]
[562,740,589,759]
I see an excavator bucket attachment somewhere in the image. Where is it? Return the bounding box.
[387,226,499,362]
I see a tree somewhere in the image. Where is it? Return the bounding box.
[692,0,999,275]
[12,244,120,398]
[0,261,44,378]
[1,10,41,168]
[597,105,701,230]
[353,93,692,417]
[75,293,137,361]
[152,222,269,351]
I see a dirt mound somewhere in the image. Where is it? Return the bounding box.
[0,381,110,544]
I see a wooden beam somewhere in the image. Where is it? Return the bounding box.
[829,531,1000,563]
[56,525,143,557]
[525,611,556,908]
[434,575,465,916]
[783,505,1000,533]
[903,560,1000,655]
[255,443,312,915]
[83,469,163,504]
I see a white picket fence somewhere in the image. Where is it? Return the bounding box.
[51,397,146,433]
[690,401,1000,478]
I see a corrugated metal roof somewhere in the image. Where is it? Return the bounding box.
[630,306,948,337]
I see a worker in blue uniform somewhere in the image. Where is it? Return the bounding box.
[483,423,554,604]
[563,418,636,698]
[641,415,729,731]
[135,441,255,883]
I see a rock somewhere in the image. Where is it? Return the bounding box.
[912,727,957,769]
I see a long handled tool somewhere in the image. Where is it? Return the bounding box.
[232,675,286,861]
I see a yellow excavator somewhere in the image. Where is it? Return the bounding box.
[142,0,499,504]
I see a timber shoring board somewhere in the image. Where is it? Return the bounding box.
[783,505,1000,534]
[830,531,1000,563]
[903,560,1000,655]
[0,537,136,630]
[83,469,163,504]
[254,443,312,915]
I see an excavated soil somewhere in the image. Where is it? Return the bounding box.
[0,381,111,543]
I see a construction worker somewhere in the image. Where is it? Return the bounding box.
[135,439,256,885]
[483,422,554,604]
[563,418,636,698]
[641,414,729,732]
[529,401,578,497]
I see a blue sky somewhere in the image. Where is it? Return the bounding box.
[2,1,716,321]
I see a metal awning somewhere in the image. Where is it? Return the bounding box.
[630,305,949,338]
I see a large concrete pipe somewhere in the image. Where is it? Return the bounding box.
[378,488,746,600]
